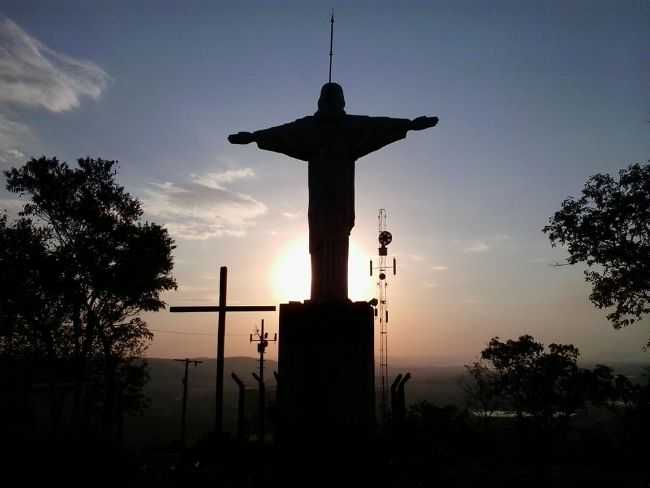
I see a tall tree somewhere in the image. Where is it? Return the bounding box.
[543,163,650,343]
[4,157,177,438]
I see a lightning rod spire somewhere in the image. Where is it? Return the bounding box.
[329,11,334,83]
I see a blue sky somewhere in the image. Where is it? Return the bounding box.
[1,1,649,364]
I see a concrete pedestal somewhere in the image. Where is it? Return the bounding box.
[277,301,375,442]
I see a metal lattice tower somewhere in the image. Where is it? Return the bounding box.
[370,209,397,423]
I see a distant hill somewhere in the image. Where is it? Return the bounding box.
[127,357,467,447]
[126,357,277,447]
[125,356,650,448]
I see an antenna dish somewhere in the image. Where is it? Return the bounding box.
[378,231,392,246]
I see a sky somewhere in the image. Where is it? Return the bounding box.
[1,0,649,365]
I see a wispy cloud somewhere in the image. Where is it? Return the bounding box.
[142,168,267,240]
[190,168,255,190]
[282,211,300,219]
[0,114,32,167]
[0,16,109,160]
[0,198,22,214]
[454,233,512,255]
[462,297,482,305]
[463,241,490,253]
[407,254,424,262]
[431,265,449,271]
[0,17,109,112]
[424,281,439,289]
[6,148,23,159]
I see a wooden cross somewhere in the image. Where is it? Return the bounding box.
[170,266,276,435]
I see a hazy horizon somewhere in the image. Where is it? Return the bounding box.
[144,352,650,369]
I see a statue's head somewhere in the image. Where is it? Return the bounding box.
[317,82,345,116]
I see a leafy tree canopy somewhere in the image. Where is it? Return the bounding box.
[2,157,177,434]
[5,157,177,325]
[468,335,583,423]
[543,163,650,338]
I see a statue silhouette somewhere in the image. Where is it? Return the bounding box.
[229,82,438,302]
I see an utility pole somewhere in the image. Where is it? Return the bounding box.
[250,319,277,441]
[174,358,203,447]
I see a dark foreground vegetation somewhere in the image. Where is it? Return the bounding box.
[4,345,649,487]
[4,391,649,487]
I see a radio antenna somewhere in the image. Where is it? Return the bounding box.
[328,11,334,82]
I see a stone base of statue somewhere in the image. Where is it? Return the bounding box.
[276,300,375,443]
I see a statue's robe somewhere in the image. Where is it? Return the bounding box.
[254,113,411,302]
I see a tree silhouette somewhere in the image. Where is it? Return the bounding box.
[590,364,615,402]
[472,336,586,432]
[543,163,650,343]
[0,214,65,356]
[3,157,177,439]
[463,361,502,418]
[0,213,68,436]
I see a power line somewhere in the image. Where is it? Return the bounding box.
[150,329,252,337]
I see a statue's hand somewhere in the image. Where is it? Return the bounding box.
[410,116,439,131]
[228,132,255,144]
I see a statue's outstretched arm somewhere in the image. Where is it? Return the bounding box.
[410,116,439,131]
[354,115,439,159]
[228,119,312,161]
[228,132,255,144]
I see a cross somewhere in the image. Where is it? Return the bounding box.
[170,266,276,435]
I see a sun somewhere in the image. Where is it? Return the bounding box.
[271,237,373,303]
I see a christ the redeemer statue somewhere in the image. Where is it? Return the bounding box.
[228,82,438,303]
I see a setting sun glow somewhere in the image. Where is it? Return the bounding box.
[271,238,373,303]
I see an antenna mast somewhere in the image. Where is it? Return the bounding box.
[329,11,334,82]
[370,209,397,424]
